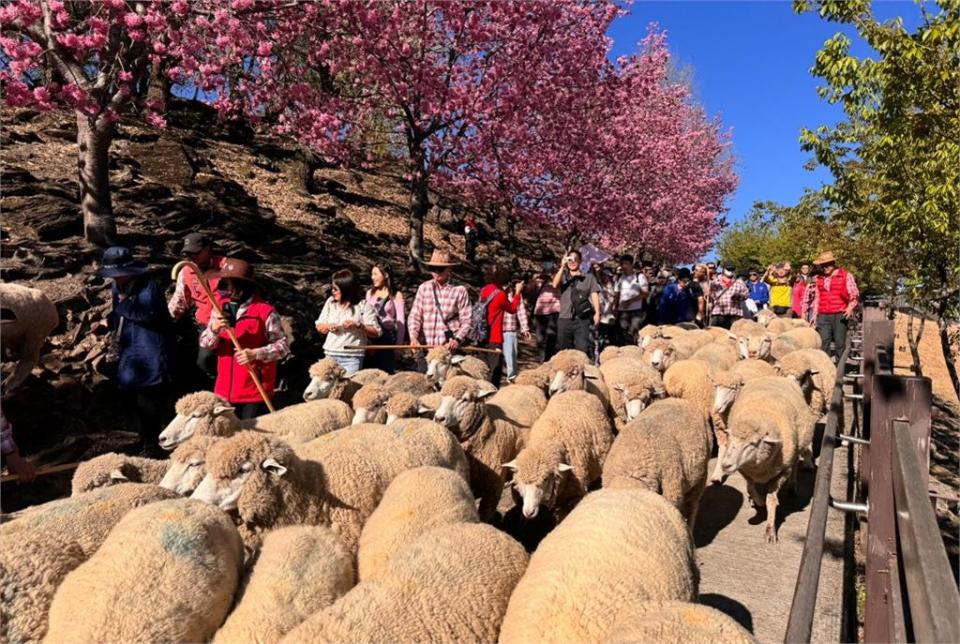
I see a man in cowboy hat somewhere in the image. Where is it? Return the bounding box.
[407,249,472,372]
[168,232,227,379]
[805,250,860,359]
[199,258,290,419]
[97,246,175,457]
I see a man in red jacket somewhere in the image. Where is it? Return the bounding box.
[808,251,860,359]
[479,264,524,385]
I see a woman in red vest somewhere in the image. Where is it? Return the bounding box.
[199,258,290,419]
[807,251,860,359]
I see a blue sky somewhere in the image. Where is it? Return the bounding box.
[605,0,922,255]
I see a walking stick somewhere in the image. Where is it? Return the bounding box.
[346,344,503,355]
[1,461,80,483]
[171,260,276,413]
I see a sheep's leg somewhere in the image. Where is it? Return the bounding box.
[709,429,729,484]
[765,475,788,543]
[745,479,764,509]
[685,480,707,533]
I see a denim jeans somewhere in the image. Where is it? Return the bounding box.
[502,331,518,380]
[328,352,363,375]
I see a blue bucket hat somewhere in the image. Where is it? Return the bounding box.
[96,246,148,278]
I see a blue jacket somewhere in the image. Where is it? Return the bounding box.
[109,278,174,389]
[747,280,770,306]
[657,282,698,324]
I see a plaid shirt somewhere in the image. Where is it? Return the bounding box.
[0,410,16,455]
[167,255,227,323]
[709,277,750,317]
[503,293,530,334]
[407,279,472,346]
[533,279,561,316]
[199,297,290,363]
[804,270,860,324]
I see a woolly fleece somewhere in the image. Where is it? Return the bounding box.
[602,600,758,644]
[70,453,169,495]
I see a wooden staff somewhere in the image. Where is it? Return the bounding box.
[1,461,79,483]
[171,260,276,413]
[347,344,503,355]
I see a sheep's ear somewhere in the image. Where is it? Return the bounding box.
[641,335,651,348]
[502,459,517,470]
[762,436,782,445]
[261,458,288,477]
[109,468,129,482]
[584,365,602,380]
[613,383,626,392]
[212,404,234,417]
[808,369,820,375]
[476,388,496,401]
[417,404,433,414]
[450,355,467,365]
[557,463,574,473]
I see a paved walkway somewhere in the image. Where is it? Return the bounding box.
[695,414,850,643]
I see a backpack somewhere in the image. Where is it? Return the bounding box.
[464,290,499,345]
[569,279,595,320]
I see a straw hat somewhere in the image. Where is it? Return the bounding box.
[423,249,460,268]
[812,251,836,266]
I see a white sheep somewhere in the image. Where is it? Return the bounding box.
[601,398,712,528]
[301,357,387,403]
[70,452,169,495]
[719,376,814,542]
[434,376,542,520]
[357,466,478,580]
[158,391,352,449]
[499,488,698,643]
[504,390,615,519]
[424,345,491,385]
[598,356,665,424]
[213,526,354,644]
[45,499,243,643]
[281,523,528,643]
[775,348,837,420]
[0,283,59,392]
[547,349,610,409]
[603,600,757,643]
[159,435,222,496]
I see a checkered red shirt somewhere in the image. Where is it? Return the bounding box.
[503,293,530,334]
[709,277,750,317]
[533,279,561,315]
[407,279,472,346]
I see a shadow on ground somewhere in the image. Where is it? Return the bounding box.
[694,484,743,548]
[700,593,754,633]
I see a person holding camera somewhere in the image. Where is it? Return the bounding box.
[552,249,601,357]
[479,264,525,384]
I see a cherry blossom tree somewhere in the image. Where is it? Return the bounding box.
[0,0,197,244]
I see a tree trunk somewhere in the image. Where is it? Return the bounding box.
[408,165,429,266]
[906,312,924,376]
[937,309,960,399]
[76,113,116,246]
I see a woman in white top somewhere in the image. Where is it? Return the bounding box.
[315,269,381,374]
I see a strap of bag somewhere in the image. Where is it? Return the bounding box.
[709,282,735,316]
[432,283,457,331]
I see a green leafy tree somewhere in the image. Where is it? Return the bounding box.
[795,0,960,394]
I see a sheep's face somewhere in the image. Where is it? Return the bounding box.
[737,334,772,360]
[504,455,573,519]
[384,393,419,425]
[713,382,741,414]
[645,346,676,373]
[720,429,781,476]
[755,309,776,327]
[160,454,207,496]
[433,387,493,437]
[352,405,387,425]
[159,399,235,450]
[426,354,467,386]
[191,457,287,511]
[303,372,343,401]
[614,382,664,421]
[548,366,584,395]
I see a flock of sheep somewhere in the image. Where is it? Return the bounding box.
[0,309,837,643]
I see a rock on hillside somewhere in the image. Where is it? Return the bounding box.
[0,103,561,507]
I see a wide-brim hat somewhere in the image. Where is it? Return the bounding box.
[423,249,460,269]
[813,251,836,266]
[96,246,149,278]
[210,258,260,286]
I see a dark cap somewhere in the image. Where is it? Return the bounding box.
[181,233,212,255]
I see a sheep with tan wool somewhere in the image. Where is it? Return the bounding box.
[351,371,435,424]
[515,364,551,395]
[719,376,814,542]
[499,488,698,643]
[357,466,479,580]
[765,316,810,335]
[690,338,741,371]
[434,376,540,520]
[603,600,758,644]
[46,499,243,644]
[770,333,801,361]
[779,326,822,351]
[637,324,688,347]
[302,357,387,403]
[640,337,690,373]
[214,526,354,644]
[504,390,614,520]
[424,345,491,385]
[382,390,442,424]
[71,452,169,495]
[776,348,837,420]
[283,522,528,644]
[601,399,712,528]
[0,283,59,392]
[488,383,548,431]
[735,324,773,360]
[598,356,665,425]
[662,359,719,426]
[159,435,222,496]
[730,318,766,336]
[706,326,737,342]
[158,391,352,449]
[547,349,611,410]
[598,344,644,364]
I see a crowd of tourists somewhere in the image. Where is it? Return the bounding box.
[89,233,858,456]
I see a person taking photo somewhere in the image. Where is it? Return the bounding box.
[552,249,601,357]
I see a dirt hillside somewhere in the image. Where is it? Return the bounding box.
[0,103,562,508]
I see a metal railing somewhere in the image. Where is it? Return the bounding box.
[785,300,960,643]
